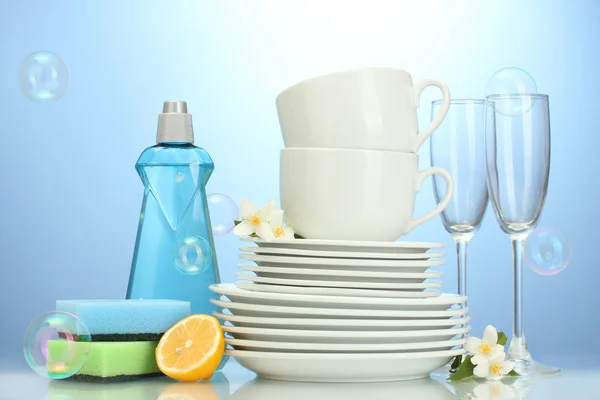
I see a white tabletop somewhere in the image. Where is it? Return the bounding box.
[0,359,598,400]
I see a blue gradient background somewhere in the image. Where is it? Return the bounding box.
[0,0,597,369]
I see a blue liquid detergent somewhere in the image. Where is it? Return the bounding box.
[126,101,227,368]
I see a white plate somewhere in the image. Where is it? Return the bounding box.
[222,325,471,344]
[238,265,444,283]
[241,236,445,254]
[211,299,469,319]
[211,283,465,311]
[237,273,443,289]
[239,246,445,260]
[234,282,442,298]
[226,349,465,382]
[226,337,466,352]
[215,312,471,331]
[240,254,446,273]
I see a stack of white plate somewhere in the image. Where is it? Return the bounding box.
[211,237,469,383]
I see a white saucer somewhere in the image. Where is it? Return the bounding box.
[237,265,443,283]
[211,299,469,319]
[226,337,466,352]
[236,273,443,290]
[214,312,471,331]
[240,253,445,273]
[211,283,465,311]
[221,325,471,344]
[226,349,465,382]
[239,246,445,260]
[234,282,442,298]
[240,236,445,254]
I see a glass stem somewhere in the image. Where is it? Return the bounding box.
[508,237,532,360]
[455,239,468,297]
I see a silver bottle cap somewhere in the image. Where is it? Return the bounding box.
[156,100,194,144]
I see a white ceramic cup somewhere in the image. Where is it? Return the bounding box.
[280,148,454,242]
[276,68,451,153]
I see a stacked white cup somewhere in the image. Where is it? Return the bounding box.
[276,68,454,242]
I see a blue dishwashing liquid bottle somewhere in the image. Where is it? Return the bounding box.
[126,100,227,367]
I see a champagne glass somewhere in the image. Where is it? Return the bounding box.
[430,99,489,297]
[429,99,488,378]
[484,93,559,377]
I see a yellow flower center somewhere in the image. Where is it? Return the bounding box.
[250,215,261,226]
[479,342,492,354]
[490,363,503,375]
[274,226,285,237]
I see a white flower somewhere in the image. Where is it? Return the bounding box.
[465,325,505,363]
[472,381,516,399]
[233,200,277,236]
[256,209,295,241]
[473,352,515,381]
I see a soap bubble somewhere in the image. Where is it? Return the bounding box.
[23,311,91,379]
[524,227,571,276]
[19,51,70,102]
[173,235,212,275]
[485,67,537,117]
[207,193,238,236]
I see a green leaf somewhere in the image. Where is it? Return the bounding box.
[447,355,475,381]
[249,233,258,238]
[294,233,305,239]
[450,355,463,372]
[497,331,508,346]
[507,369,520,377]
[234,220,242,226]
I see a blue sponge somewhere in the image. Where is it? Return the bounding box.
[55,299,190,341]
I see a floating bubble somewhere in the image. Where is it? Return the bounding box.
[524,227,571,276]
[173,235,212,275]
[207,193,238,236]
[485,67,537,117]
[23,311,91,379]
[19,51,70,102]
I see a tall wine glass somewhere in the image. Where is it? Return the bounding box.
[430,99,489,297]
[484,93,559,377]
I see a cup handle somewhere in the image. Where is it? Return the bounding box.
[412,79,451,152]
[406,167,454,233]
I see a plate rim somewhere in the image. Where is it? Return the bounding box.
[211,283,466,305]
[236,265,444,279]
[236,273,444,289]
[214,312,472,327]
[225,348,466,360]
[240,236,445,249]
[211,299,469,317]
[240,253,446,267]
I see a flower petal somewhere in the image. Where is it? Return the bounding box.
[282,226,295,240]
[488,351,506,365]
[258,200,277,221]
[256,221,275,241]
[502,360,515,375]
[233,220,255,235]
[471,354,487,366]
[269,209,284,229]
[491,344,505,357]
[464,337,482,354]
[483,325,498,345]
[473,362,489,378]
[240,199,258,219]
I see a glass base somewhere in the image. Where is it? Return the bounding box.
[509,357,561,379]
